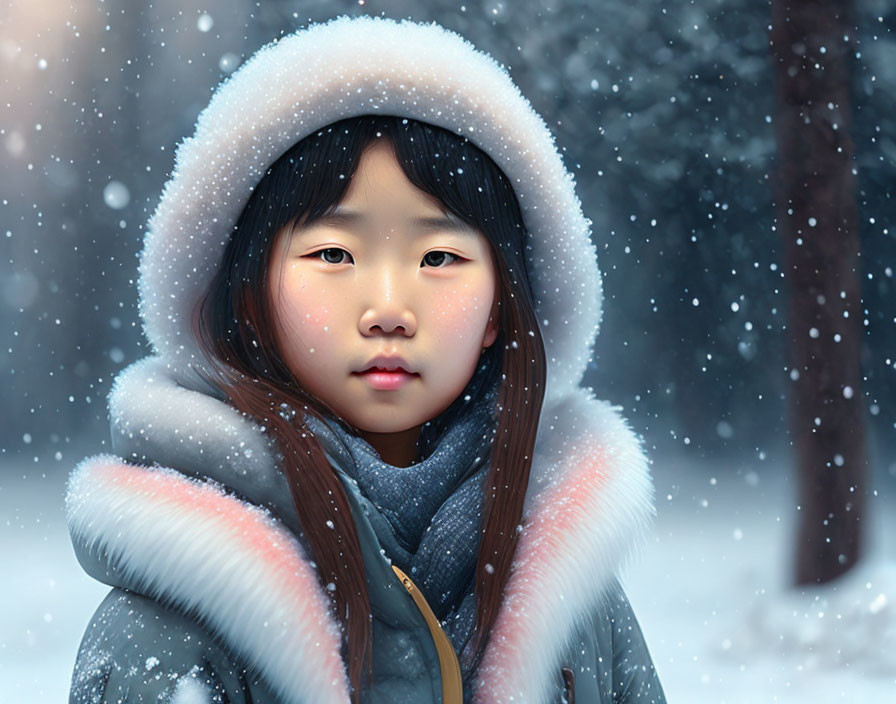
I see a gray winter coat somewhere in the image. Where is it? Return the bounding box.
[67,358,666,704]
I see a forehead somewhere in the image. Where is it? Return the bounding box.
[330,143,471,228]
[314,205,477,236]
[340,140,447,207]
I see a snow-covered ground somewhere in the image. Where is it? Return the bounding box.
[2,451,894,702]
[621,455,896,703]
[2,462,111,702]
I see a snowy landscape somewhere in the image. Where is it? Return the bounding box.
[2,1,895,702]
[2,451,893,703]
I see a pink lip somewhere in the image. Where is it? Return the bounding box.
[353,369,418,391]
[357,354,416,374]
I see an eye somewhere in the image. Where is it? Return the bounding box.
[305,248,461,268]
[308,247,354,265]
[421,251,462,268]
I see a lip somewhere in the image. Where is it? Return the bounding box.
[356,354,416,374]
[353,369,418,391]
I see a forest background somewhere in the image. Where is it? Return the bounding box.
[1,1,894,701]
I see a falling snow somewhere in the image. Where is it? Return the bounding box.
[3,2,895,702]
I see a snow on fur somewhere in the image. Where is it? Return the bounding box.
[138,15,601,404]
[105,355,296,529]
[169,674,214,704]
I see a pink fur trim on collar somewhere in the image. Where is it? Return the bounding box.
[67,456,349,704]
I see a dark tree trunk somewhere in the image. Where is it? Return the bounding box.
[770,1,869,585]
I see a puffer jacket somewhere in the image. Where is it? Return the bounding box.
[67,14,667,704]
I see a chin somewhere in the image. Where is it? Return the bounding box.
[357,421,420,435]
[345,412,422,435]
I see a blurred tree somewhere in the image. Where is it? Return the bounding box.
[770,0,870,583]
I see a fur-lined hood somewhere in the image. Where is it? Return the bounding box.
[67,15,656,704]
[138,14,599,405]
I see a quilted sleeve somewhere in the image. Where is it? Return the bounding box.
[69,587,260,704]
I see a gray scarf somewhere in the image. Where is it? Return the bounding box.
[304,351,501,676]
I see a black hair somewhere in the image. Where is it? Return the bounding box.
[194,114,547,697]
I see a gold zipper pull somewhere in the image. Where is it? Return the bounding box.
[392,564,463,703]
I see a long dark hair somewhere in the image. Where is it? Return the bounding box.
[192,115,546,700]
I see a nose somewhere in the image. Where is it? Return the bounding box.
[358,276,417,338]
[359,305,417,337]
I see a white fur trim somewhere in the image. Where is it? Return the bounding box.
[139,15,601,404]
[69,369,653,702]
[473,388,655,702]
[66,456,350,704]
[106,355,295,526]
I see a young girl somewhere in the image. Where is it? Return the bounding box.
[67,16,666,704]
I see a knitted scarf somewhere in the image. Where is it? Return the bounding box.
[304,350,501,678]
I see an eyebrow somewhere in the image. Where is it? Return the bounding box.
[308,206,476,235]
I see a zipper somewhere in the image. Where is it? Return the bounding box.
[392,564,463,704]
[561,666,576,703]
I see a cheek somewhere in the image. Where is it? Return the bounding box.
[275,270,337,350]
[427,280,493,346]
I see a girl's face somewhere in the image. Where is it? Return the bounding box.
[268,140,499,465]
